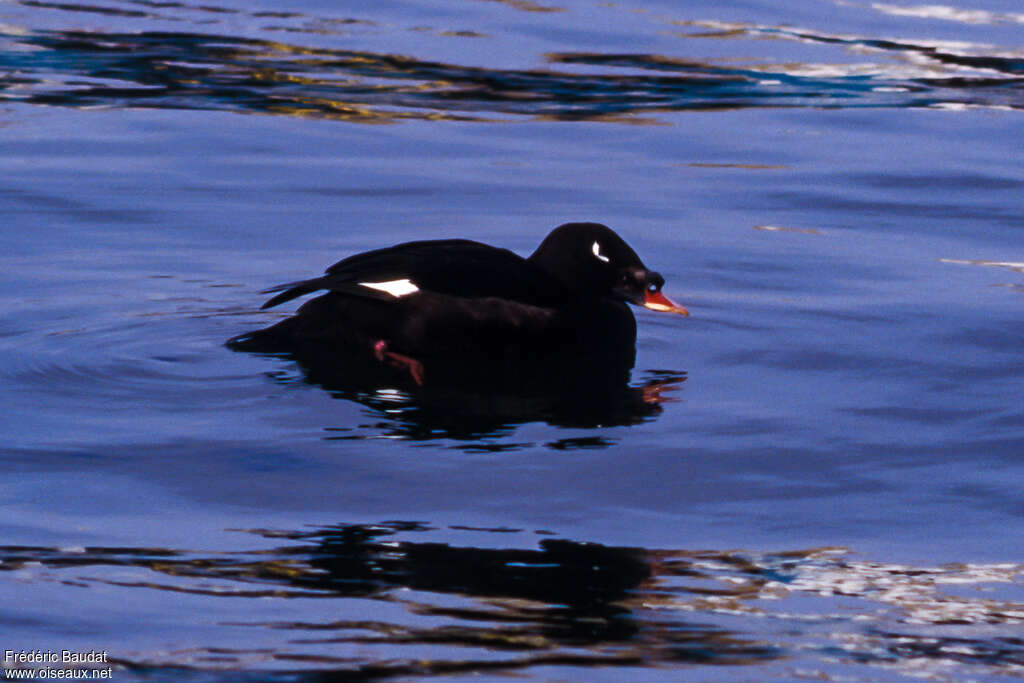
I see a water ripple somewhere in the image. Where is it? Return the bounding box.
[2,11,1022,122]
[2,523,1021,679]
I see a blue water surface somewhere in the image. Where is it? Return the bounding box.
[1,0,1022,679]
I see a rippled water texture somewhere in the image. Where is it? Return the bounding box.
[1,0,1023,680]
[4,523,1023,679]
[3,0,1024,120]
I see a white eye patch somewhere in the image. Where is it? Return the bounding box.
[592,241,610,263]
[358,278,420,297]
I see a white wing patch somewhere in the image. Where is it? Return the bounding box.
[358,278,420,298]
[592,241,610,263]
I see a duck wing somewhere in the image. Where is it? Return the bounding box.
[260,239,561,310]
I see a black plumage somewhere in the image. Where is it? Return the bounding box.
[227,222,687,383]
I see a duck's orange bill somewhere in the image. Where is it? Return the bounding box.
[643,290,690,316]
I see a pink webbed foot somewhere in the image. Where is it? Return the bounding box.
[373,340,425,386]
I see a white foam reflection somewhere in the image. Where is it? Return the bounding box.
[941,258,1024,273]
[872,3,1024,25]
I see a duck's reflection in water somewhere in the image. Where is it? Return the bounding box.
[267,345,686,448]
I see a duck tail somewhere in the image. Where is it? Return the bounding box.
[259,277,328,309]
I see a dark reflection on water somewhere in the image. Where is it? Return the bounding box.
[250,347,684,450]
[3,19,1022,122]
[2,522,1021,679]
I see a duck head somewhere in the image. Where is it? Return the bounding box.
[528,222,689,316]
